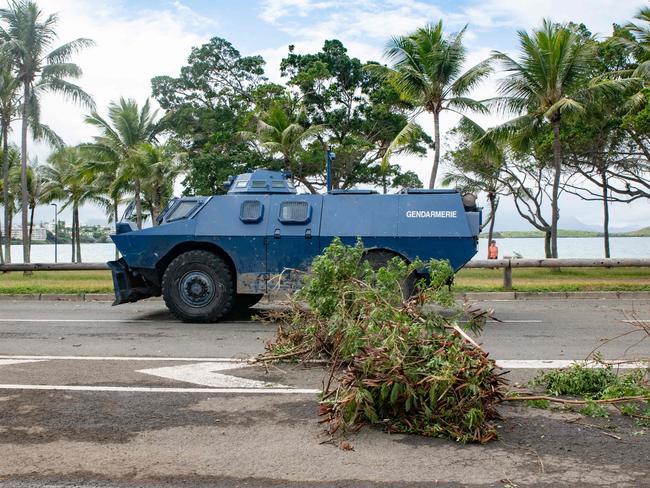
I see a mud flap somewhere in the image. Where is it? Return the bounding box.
[107,258,154,305]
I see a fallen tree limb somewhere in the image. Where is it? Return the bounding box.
[503,395,650,405]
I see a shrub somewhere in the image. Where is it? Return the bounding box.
[261,238,505,443]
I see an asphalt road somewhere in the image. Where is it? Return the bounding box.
[1,297,649,487]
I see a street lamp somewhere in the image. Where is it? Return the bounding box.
[51,203,58,263]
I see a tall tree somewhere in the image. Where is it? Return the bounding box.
[84,98,158,229]
[0,53,19,263]
[24,161,42,253]
[617,7,650,86]
[0,145,18,262]
[443,119,505,256]
[0,0,94,263]
[41,147,99,262]
[240,100,324,192]
[562,30,634,257]
[381,21,491,188]
[491,20,596,258]
[136,142,186,225]
[151,37,270,196]
[280,40,430,190]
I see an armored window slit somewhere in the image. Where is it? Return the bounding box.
[279,201,311,224]
[240,200,263,223]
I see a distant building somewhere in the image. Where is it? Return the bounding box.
[10,227,47,241]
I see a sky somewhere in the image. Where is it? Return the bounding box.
[10,0,650,231]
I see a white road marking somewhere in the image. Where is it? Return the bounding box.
[2,355,648,370]
[496,360,650,369]
[0,318,154,323]
[0,355,249,362]
[622,319,650,323]
[487,320,542,323]
[137,362,286,389]
[0,359,47,366]
[0,384,320,394]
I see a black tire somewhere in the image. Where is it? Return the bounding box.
[362,250,418,298]
[162,250,234,323]
[226,293,264,320]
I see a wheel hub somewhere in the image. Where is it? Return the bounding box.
[179,271,216,308]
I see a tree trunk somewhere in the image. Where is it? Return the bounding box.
[134,179,143,229]
[28,204,34,252]
[428,109,441,189]
[71,208,77,263]
[550,119,562,259]
[20,83,30,264]
[113,198,119,260]
[75,205,81,263]
[152,185,162,226]
[486,194,498,259]
[24,203,34,275]
[0,215,4,265]
[7,212,12,263]
[544,231,552,259]
[2,120,10,263]
[601,171,610,258]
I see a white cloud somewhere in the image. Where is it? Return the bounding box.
[8,0,211,225]
[460,0,646,36]
[260,0,339,24]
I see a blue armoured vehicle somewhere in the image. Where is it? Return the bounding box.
[108,168,480,322]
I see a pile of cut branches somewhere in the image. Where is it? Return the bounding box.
[259,238,505,443]
[513,360,650,422]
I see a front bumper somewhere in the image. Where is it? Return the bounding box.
[107,258,155,305]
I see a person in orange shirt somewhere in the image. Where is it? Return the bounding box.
[488,240,498,260]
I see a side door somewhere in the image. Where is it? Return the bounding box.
[265,195,323,292]
[196,195,269,294]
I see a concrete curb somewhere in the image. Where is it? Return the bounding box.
[461,291,650,301]
[1,291,649,302]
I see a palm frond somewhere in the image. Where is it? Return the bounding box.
[46,38,95,64]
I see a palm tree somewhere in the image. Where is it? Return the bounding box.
[25,161,43,253]
[0,53,19,263]
[41,147,100,262]
[83,98,158,229]
[491,20,596,258]
[240,103,324,192]
[442,119,505,257]
[621,7,650,82]
[381,21,492,188]
[0,145,19,262]
[137,142,186,225]
[0,0,94,263]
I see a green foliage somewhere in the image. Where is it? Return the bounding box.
[531,363,650,420]
[280,40,430,190]
[532,363,619,397]
[151,37,268,195]
[262,238,504,443]
[382,21,492,187]
[525,399,551,409]
[580,401,609,418]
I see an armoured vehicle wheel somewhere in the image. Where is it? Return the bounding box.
[162,250,234,323]
[362,250,418,298]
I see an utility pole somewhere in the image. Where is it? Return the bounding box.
[51,203,58,263]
